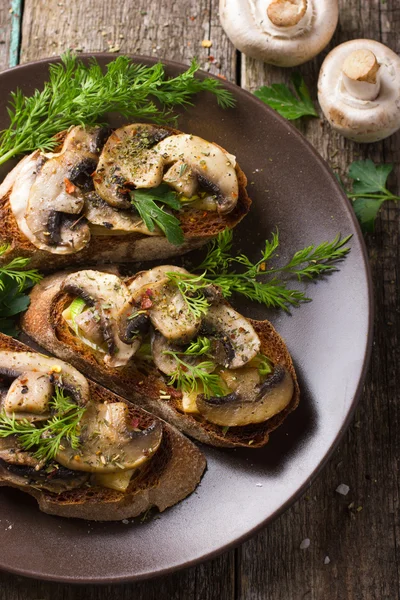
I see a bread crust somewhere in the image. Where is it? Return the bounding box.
[0,333,206,520]
[0,126,251,269]
[21,273,300,449]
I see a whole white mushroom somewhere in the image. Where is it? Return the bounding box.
[318,39,400,143]
[219,0,339,67]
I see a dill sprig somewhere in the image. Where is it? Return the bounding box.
[166,271,210,319]
[0,53,235,166]
[169,229,351,312]
[0,387,86,463]
[0,244,43,337]
[163,336,224,398]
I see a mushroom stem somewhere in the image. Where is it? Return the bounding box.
[267,0,307,28]
[342,49,381,101]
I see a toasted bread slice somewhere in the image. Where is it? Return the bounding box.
[21,273,300,449]
[0,333,206,520]
[0,125,251,269]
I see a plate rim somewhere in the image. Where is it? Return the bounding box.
[0,53,374,584]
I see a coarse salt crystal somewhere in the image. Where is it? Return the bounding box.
[122,519,129,525]
[336,484,350,496]
[324,556,331,564]
[300,538,310,550]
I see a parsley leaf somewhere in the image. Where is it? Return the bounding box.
[254,73,318,120]
[349,160,393,195]
[130,184,184,246]
[352,198,385,233]
[0,245,43,336]
[345,160,399,233]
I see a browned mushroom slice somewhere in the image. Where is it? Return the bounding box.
[196,365,294,426]
[150,330,214,376]
[56,402,163,474]
[153,134,239,214]
[119,266,199,345]
[201,304,261,368]
[62,270,138,367]
[24,126,108,253]
[94,124,172,208]
[83,191,160,236]
[0,438,89,492]
[0,351,90,407]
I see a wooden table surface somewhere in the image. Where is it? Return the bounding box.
[0,0,398,598]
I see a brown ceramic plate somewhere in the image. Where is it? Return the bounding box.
[0,55,372,583]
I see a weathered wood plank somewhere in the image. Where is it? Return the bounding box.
[239,0,400,598]
[0,0,14,69]
[19,0,236,81]
[0,552,235,600]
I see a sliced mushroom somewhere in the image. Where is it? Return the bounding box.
[84,191,160,236]
[154,134,238,214]
[125,265,189,295]
[3,372,53,422]
[24,126,107,253]
[94,124,173,208]
[318,40,400,142]
[0,351,90,406]
[119,266,198,345]
[201,304,261,368]
[219,0,339,67]
[94,126,238,214]
[62,270,137,367]
[163,161,198,197]
[0,438,88,492]
[120,278,201,345]
[56,401,163,473]
[150,330,215,376]
[196,364,294,426]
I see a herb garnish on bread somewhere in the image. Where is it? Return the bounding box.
[0,123,250,269]
[0,333,206,520]
[21,268,300,448]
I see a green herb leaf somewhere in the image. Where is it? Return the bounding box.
[164,353,224,399]
[0,54,235,166]
[345,160,399,233]
[0,245,43,336]
[0,387,86,463]
[131,187,184,246]
[254,74,318,120]
[352,198,385,233]
[348,160,393,195]
[166,272,210,318]
[190,229,351,312]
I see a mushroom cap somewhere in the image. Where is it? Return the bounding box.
[318,39,400,142]
[219,0,339,67]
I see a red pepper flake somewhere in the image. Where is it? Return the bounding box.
[189,15,196,20]
[141,296,153,310]
[217,74,227,80]
[131,417,140,428]
[145,289,153,297]
[208,55,215,62]
[64,178,76,194]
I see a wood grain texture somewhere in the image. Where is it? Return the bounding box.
[0,0,13,69]
[0,0,399,598]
